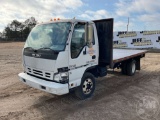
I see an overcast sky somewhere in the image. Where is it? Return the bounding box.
[0,0,160,32]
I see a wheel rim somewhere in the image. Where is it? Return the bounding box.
[132,62,136,73]
[82,78,93,94]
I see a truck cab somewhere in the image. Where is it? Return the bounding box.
[19,19,106,99]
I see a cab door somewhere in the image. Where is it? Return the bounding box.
[68,22,98,88]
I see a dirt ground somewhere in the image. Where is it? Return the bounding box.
[0,42,160,120]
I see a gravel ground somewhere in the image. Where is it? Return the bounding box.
[0,42,160,120]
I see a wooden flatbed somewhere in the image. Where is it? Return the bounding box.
[113,49,147,64]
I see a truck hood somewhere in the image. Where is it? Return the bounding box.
[22,48,68,81]
[23,48,59,72]
[23,56,56,72]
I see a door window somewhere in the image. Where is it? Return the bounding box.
[71,23,86,58]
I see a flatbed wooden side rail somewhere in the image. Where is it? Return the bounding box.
[113,49,147,64]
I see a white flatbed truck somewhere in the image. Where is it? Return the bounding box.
[18,18,147,99]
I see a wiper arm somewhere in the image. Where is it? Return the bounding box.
[38,47,60,54]
[38,47,59,52]
[38,47,53,50]
[24,47,34,50]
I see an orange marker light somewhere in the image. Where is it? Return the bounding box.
[57,18,60,20]
[54,18,56,21]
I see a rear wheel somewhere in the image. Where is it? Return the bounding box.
[75,72,95,100]
[126,60,136,76]
[121,62,127,74]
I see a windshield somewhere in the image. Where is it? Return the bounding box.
[24,22,71,51]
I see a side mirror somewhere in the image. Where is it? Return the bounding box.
[85,24,93,48]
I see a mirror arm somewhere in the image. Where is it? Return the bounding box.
[85,22,88,43]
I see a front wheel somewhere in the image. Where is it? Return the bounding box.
[75,72,95,100]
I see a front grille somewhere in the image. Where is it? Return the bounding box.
[33,69,43,76]
[45,72,51,78]
[28,68,31,72]
[26,67,53,80]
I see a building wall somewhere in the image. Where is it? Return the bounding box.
[113,30,160,49]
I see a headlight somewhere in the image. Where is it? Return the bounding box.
[53,72,69,84]
[53,74,61,81]
[60,72,68,78]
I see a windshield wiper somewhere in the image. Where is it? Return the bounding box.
[38,47,53,50]
[38,47,60,54]
[24,47,35,50]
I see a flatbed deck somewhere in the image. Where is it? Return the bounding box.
[113,49,147,63]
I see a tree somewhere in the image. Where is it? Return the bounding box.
[2,17,37,41]
[0,32,2,40]
[23,17,37,39]
[3,25,12,40]
[0,32,2,38]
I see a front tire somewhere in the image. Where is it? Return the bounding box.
[75,72,95,100]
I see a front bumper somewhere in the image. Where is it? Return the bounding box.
[18,72,69,95]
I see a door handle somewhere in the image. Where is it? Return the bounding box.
[92,55,96,59]
[83,47,87,55]
[83,50,86,55]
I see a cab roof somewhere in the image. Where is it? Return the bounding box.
[37,19,93,25]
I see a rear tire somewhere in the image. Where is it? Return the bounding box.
[75,72,95,100]
[121,62,127,74]
[126,60,136,76]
